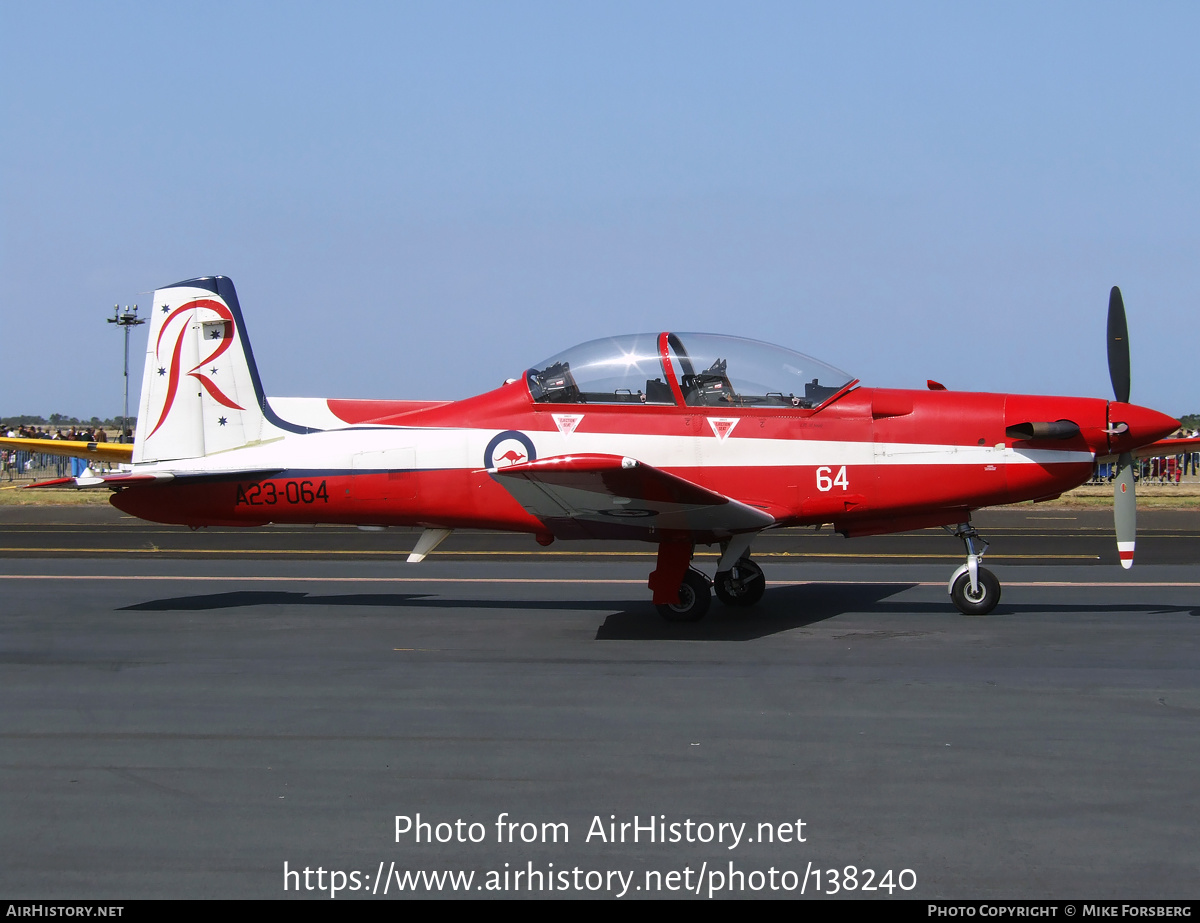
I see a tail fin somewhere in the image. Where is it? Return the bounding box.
[134,276,298,463]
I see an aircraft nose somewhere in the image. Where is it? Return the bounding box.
[1110,402,1179,450]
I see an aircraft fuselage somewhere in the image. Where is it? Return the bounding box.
[111,381,1160,542]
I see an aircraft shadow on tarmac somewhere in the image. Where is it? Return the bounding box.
[117,583,917,641]
[116,585,1199,641]
[119,590,623,612]
[596,582,922,640]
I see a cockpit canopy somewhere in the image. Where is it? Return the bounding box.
[526,333,855,409]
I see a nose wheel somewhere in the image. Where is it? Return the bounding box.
[950,567,1000,615]
[945,523,1001,615]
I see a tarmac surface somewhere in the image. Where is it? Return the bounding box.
[1,505,1197,899]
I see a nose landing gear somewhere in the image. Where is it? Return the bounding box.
[946,523,1000,615]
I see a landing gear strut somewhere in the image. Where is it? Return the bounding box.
[649,540,711,622]
[946,523,1001,615]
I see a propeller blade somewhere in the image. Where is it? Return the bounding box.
[1107,286,1130,404]
[1114,451,1136,569]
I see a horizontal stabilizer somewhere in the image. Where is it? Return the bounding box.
[24,467,283,490]
[492,453,774,541]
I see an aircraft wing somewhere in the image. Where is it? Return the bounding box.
[491,453,775,541]
[0,437,133,465]
[1132,435,1200,459]
[1094,436,1200,463]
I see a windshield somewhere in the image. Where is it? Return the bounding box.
[526,332,853,408]
[526,334,675,405]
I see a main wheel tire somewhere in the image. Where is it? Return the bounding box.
[656,569,712,622]
[950,567,1001,615]
[714,559,766,607]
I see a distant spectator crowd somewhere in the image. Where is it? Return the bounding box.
[3,426,124,481]
[5,425,110,443]
[1093,428,1200,484]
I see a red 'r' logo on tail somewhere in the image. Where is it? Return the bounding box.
[148,299,246,438]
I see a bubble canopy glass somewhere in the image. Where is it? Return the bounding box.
[525,332,855,408]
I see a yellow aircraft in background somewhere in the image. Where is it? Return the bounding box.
[0,436,133,467]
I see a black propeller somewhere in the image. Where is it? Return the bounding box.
[1107,286,1130,404]
[1107,286,1135,568]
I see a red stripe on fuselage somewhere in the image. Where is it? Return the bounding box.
[380,381,1111,451]
[326,399,452,425]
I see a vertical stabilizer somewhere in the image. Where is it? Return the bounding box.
[134,276,281,463]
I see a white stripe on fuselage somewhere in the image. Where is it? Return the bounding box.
[124,424,1095,476]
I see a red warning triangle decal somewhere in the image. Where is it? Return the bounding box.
[552,414,584,437]
[707,417,739,441]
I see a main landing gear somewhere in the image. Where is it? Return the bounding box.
[656,568,712,622]
[714,559,766,607]
[650,537,765,622]
[946,523,1001,615]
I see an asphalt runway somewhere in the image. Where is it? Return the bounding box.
[1,505,1197,900]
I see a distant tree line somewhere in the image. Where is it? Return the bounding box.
[2,414,136,430]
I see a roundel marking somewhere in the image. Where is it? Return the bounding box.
[597,508,658,518]
[485,430,537,470]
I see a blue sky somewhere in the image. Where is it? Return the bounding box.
[3,1,1197,419]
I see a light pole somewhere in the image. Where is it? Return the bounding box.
[108,305,145,444]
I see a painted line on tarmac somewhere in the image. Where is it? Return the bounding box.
[0,574,1196,588]
[3,528,1196,543]
[0,574,643,584]
[0,546,1101,561]
[7,528,1196,538]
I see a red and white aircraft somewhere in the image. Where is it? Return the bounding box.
[38,276,1186,619]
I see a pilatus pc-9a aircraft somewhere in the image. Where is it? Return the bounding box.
[22,276,1189,620]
